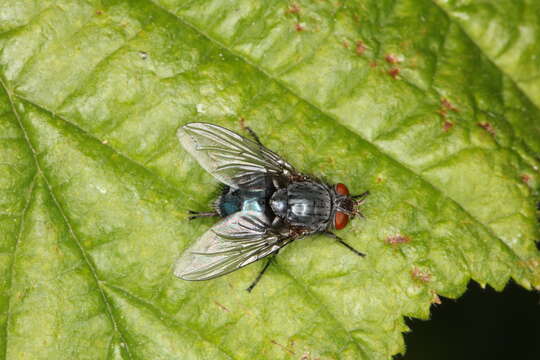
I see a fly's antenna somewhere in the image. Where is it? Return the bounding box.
[351,190,369,218]
[351,190,370,200]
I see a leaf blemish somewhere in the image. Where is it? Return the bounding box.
[95,9,104,16]
[300,352,320,360]
[441,98,458,112]
[295,23,305,32]
[521,174,531,184]
[214,301,230,312]
[385,54,400,64]
[286,4,301,14]
[388,68,400,79]
[443,120,454,132]
[387,234,410,246]
[478,122,496,135]
[437,108,447,118]
[411,267,431,283]
[355,41,366,55]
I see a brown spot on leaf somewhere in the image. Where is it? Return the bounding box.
[385,54,400,64]
[286,4,301,14]
[411,267,431,283]
[300,353,321,360]
[375,176,383,184]
[96,9,104,15]
[355,41,366,55]
[369,61,377,68]
[443,120,454,132]
[437,108,447,118]
[388,68,400,79]
[441,98,458,112]
[295,23,305,32]
[478,122,495,135]
[343,40,350,49]
[521,174,531,184]
[387,235,410,246]
[214,301,230,312]
[239,117,246,130]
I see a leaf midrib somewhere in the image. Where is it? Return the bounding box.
[0,77,135,360]
[0,81,265,360]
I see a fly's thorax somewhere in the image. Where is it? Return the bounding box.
[269,188,287,218]
[269,181,332,231]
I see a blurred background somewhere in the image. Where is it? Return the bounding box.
[397,280,540,360]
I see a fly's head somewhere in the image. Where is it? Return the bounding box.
[330,183,369,230]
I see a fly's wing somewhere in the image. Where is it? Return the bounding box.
[174,211,288,281]
[177,122,297,190]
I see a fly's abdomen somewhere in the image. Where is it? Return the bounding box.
[216,183,274,218]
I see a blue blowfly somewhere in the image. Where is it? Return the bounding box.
[175,123,369,291]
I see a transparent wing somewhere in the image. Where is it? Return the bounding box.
[174,211,288,281]
[177,122,297,189]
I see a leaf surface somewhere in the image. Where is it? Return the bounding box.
[0,0,539,359]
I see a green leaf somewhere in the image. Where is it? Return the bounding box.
[0,0,539,359]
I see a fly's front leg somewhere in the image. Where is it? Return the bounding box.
[323,232,365,257]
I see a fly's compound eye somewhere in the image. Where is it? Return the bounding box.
[334,211,349,230]
[335,183,349,196]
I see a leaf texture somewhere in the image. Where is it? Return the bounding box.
[0,0,539,359]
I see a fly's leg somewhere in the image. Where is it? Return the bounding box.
[246,251,279,293]
[188,210,219,220]
[245,127,263,146]
[323,232,365,257]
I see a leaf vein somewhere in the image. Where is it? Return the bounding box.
[0,77,135,360]
[2,174,36,359]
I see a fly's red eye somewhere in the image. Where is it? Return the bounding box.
[335,183,349,196]
[334,211,349,230]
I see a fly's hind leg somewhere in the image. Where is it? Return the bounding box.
[246,250,279,293]
[323,232,365,257]
[188,210,219,220]
[245,126,263,146]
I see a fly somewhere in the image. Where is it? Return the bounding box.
[174,122,369,291]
